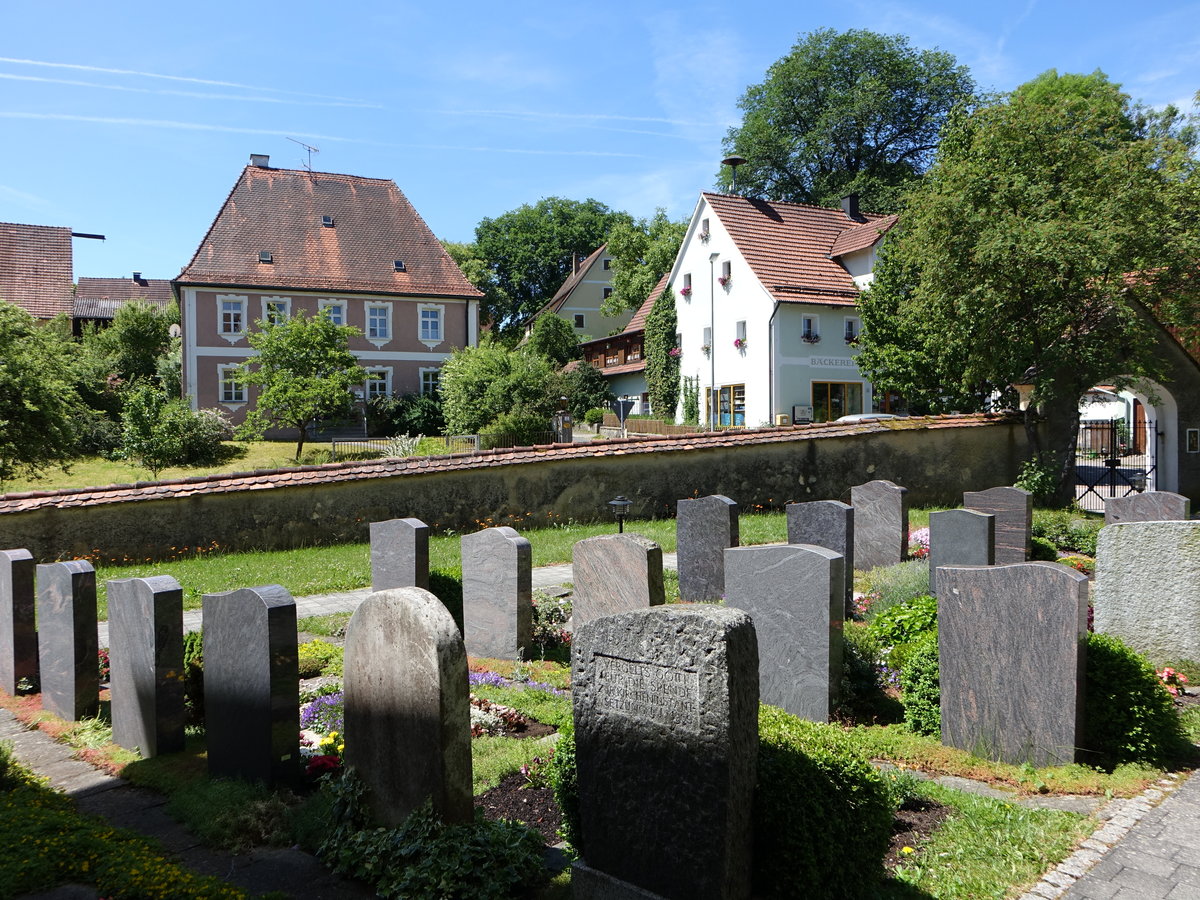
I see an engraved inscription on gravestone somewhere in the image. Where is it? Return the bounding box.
[594,655,700,732]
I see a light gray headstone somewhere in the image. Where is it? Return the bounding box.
[851,480,909,570]
[370,517,430,591]
[344,587,472,826]
[108,576,185,757]
[461,526,532,659]
[939,562,1087,767]
[572,534,664,627]
[1105,491,1191,525]
[36,560,98,721]
[203,585,298,784]
[0,549,37,694]
[725,544,842,721]
[963,486,1032,564]
[786,500,854,610]
[929,509,995,593]
[571,606,757,900]
[1094,521,1200,660]
[676,495,739,603]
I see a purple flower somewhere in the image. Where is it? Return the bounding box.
[468,671,508,688]
[300,692,344,734]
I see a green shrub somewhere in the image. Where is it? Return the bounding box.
[548,720,580,850]
[367,392,445,437]
[1083,633,1186,768]
[297,639,343,679]
[583,407,606,426]
[899,631,941,737]
[1032,509,1101,556]
[479,410,551,448]
[182,630,204,726]
[1015,458,1059,505]
[1030,535,1059,561]
[870,594,937,649]
[754,705,893,898]
[860,560,930,619]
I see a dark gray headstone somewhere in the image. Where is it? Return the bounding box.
[938,562,1087,767]
[572,534,665,627]
[370,517,430,591]
[725,544,842,721]
[0,549,37,694]
[108,576,185,757]
[1105,491,1191,525]
[572,606,757,900]
[676,495,739,603]
[344,587,472,826]
[1094,521,1200,660]
[851,480,909,570]
[36,560,98,721]
[786,500,854,610]
[203,585,298,784]
[929,509,995,594]
[963,486,1032,564]
[461,526,532,659]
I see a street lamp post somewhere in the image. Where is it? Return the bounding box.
[709,251,720,430]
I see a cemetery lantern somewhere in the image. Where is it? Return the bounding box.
[608,495,632,533]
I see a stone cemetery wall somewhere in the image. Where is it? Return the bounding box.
[676,495,739,603]
[0,415,1026,560]
[852,480,908,570]
[1094,521,1200,660]
[963,486,1031,565]
[1104,491,1191,525]
[0,548,36,693]
[939,562,1087,767]
[37,560,98,721]
[572,606,758,900]
[461,526,532,659]
[344,587,472,826]
[572,533,665,627]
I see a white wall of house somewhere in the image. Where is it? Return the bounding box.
[773,305,872,422]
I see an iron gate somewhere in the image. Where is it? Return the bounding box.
[1075,419,1156,512]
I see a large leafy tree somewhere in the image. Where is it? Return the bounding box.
[526,313,580,368]
[856,70,1200,502]
[602,210,687,316]
[721,28,974,211]
[0,301,81,485]
[236,310,365,459]
[473,197,632,335]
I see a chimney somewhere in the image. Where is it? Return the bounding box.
[841,194,863,222]
[250,153,270,168]
[132,271,142,283]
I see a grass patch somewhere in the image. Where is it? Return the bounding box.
[297,613,352,637]
[470,683,571,730]
[472,735,557,795]
[883,781,1093,899]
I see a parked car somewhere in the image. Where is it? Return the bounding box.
[835,413,899,423]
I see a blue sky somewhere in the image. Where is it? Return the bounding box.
[2,1,1197,283]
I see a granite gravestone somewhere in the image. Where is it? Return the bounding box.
[1094,521,1200,661]
[1105,491,1191,526]
[786,500,854,611]
[36,560,99,721]
[461,526,532,660]
[108,576,185,757]
[938,562,1087,767]
[0,549,36,694]
[725,544,842,721]
[572,534,665,627]
[344,587,472,826]
[928,509,995,594]
[963,486,1032,565]
[370,518,430,591]
[571,606,757,900]
[203,585,299,784]
[851,480,908,570]
[676,495,739,603]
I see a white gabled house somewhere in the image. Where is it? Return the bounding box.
[670,192,897,426]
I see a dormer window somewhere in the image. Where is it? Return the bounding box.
[322,216,335,227]
[258,251,273,264]
[393,259,406,272]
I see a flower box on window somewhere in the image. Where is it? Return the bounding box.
[680,286,692,298]
[718,275,731,288]
[802,333,821,344]
[733,338,747,351]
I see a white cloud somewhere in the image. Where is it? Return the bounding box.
[0,112,353,142]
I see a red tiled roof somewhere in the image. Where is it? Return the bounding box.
[0,222,74,318]
[0,413,1007,513]
[828,215,898,258]
[176,165,482,299]
[702,193,892,306]
[76,276,173,305]
[530,244,607,321]
[579,273,666,350]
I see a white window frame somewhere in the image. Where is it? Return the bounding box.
[721,260,732,280]
[736,320,747,342]
[366,302,392,346]
[420,367,441,396]
[364,366,392,402]
[260,295,291,326]
[318,298,346,326]
[418,303,445,348]
[844,316,861,342]
[217,364,246,407]
[803,315,819,340]
[216,294,248,343]
[702,325,712,348]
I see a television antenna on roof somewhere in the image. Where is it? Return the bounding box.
[287,137,320,171]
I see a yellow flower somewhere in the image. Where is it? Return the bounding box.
[901,846,915,855]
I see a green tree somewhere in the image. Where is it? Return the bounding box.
[721,28,975,211]
[856,70,1200,502]
[643,284,681,420]
[526,313,581,367]
[603,210,687,316]
[236,311,365,460]
[474,198,633,335]
[555,361,614,420]
[439,340,558,434]
[0,301,81,484]
[86,300,179,385]
[119,383,232,478]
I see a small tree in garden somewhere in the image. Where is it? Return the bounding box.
[526,313,580,367]
[236,311,364,460]
[644,284,680,420]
